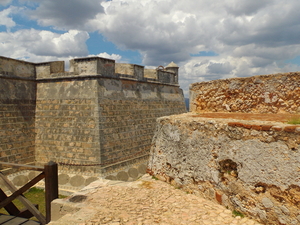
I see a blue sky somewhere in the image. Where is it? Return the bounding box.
[86,32,142,64]
[1,0,300,96]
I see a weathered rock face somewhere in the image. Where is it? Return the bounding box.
[190,72,300,114]
[148,114,300,225]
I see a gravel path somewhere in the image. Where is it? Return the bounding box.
[50,175,262,225]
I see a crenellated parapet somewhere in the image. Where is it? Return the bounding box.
[0,56,179,85]
[36,61,65,78]
[0,56,180,85]
[69,57,115,77]
[0,56,36,79]
[115,63,144,80]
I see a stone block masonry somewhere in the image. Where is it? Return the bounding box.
[0,57,36,166]
[0,56,186,191]
[35,80,101,172]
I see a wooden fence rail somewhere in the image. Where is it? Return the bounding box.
[0,161,58,224]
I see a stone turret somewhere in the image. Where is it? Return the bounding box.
[165,61,179,83]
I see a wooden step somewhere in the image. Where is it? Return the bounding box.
[0,214,40,225]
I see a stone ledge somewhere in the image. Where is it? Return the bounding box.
[148,112,300,224]
[227,122,300,133]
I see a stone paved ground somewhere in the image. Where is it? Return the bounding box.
[50,175,262,225]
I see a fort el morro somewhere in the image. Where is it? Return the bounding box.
[0,55,186,184]
[1,55,300,224]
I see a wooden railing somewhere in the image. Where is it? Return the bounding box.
[0,161,58,224]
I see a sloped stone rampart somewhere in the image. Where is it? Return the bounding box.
[190,72,300,114]
[148,113,300,224]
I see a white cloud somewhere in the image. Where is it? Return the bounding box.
[0,27,122,72]
[29,0,104,30]
[31,30,90,57]
[0,29,89,60]
[91,0,300,67]
[21,0,300,68]
[0,6,16,30]
[89,52,122,62]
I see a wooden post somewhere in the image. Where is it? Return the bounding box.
[44,161,58,224]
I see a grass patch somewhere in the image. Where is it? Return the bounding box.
[0,187,66,218]
[232,210,245,218]
[287,117,300,125]
[151,176,158,180]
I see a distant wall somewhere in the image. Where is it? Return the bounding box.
[0,57,36,165]
[190,72,300,114]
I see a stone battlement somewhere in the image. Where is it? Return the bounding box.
[0,56,179,85]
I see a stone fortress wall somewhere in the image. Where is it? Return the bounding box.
[0,57,36,165]
[0,56,186,193]
[148,72,300,225]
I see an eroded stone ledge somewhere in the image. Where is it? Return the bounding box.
[148,113,300,225]
[190,72,300,114]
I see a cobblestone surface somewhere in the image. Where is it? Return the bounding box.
[50,175,262,225]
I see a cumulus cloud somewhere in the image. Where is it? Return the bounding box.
[207,62,233,75]
[0,27,122,72]
[92,0,214,65]
[0,6,16,29]
[89,52,122,62]
[0,29,89,60]
[31,30,90,57]
[89,0,300,70]
[29,0,104,30]
[224,0,271,16]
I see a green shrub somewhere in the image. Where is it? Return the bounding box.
[232,210,245,218]
[287,117,300,124]
[151,176,158,180]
